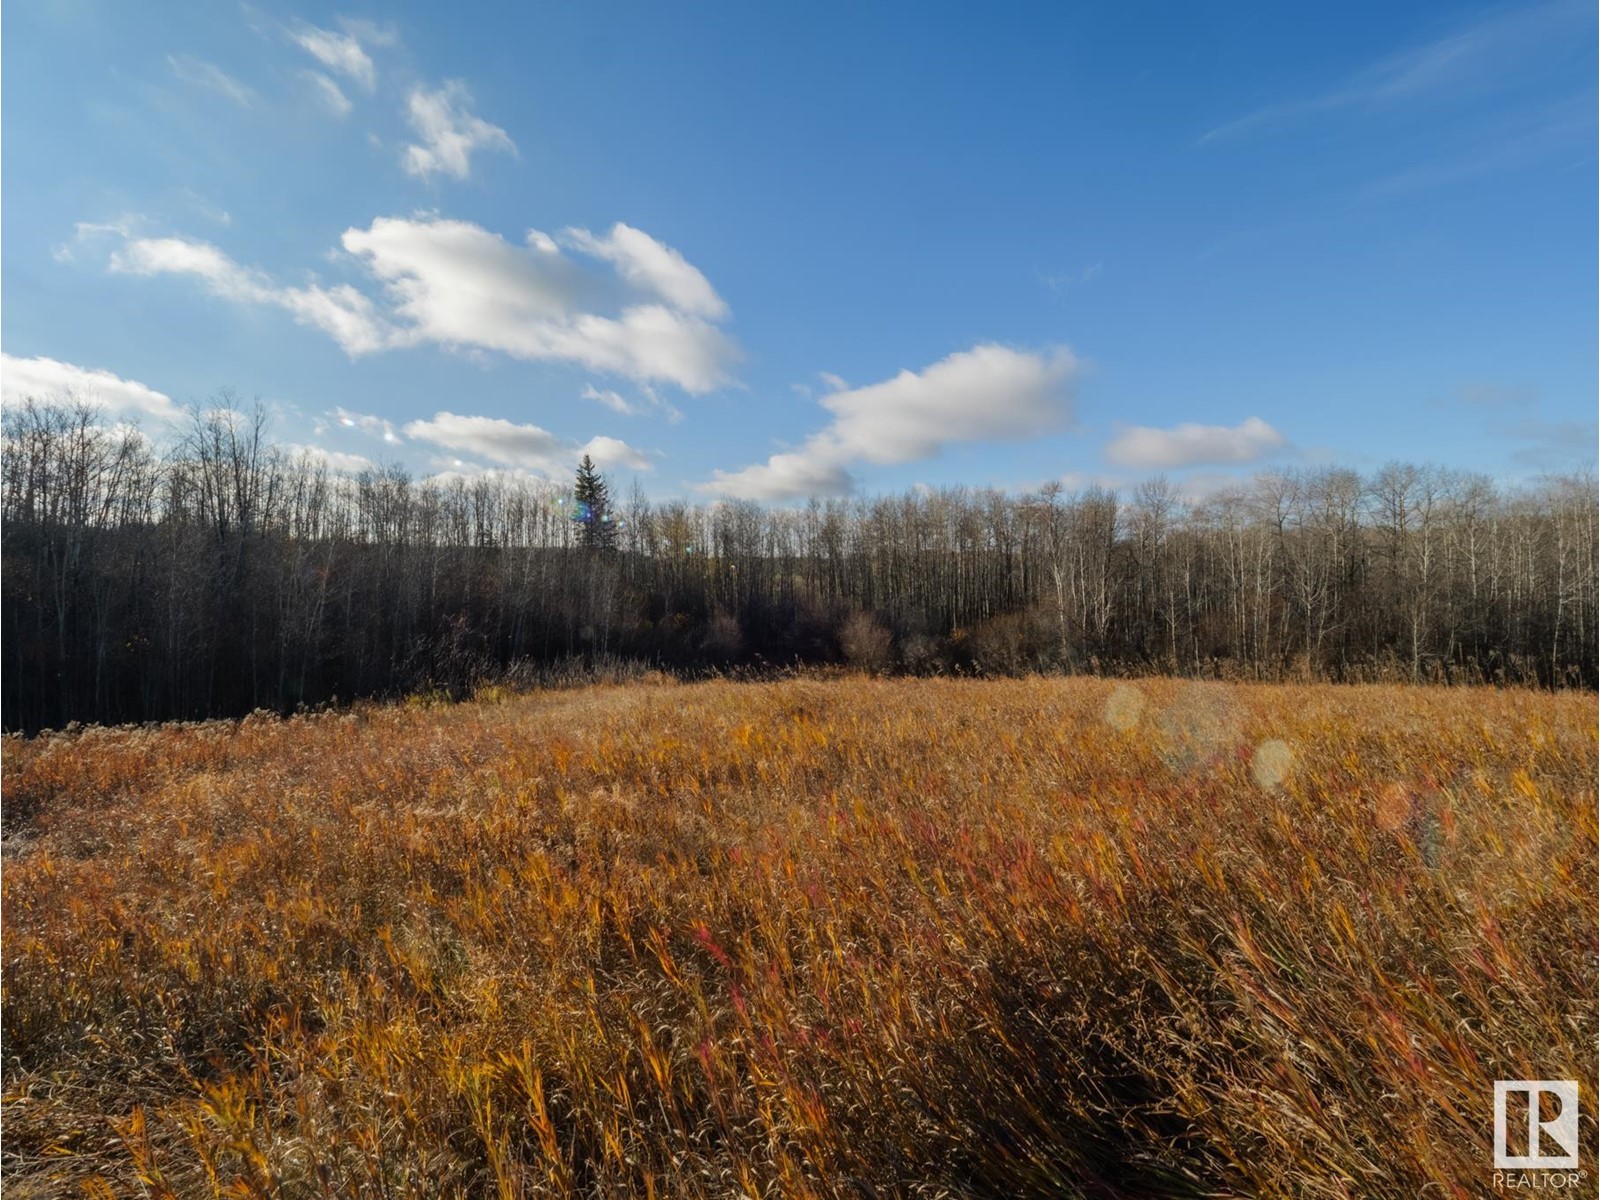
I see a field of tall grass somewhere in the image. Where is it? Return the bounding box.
[2,677,1594,1198]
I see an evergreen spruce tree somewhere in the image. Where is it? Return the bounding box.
[572,454,616,550]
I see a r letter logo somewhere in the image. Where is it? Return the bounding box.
[1495,1081,1580,1170]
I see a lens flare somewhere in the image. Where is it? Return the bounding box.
[1156,683,1243,776]
[1251,739,1293,790]
[1103,684,1145,731]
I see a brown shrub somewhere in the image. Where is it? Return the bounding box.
[838,610,893,673]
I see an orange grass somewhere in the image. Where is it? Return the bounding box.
[2,678,1595,1198]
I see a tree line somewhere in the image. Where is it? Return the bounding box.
[3,397,1595,731]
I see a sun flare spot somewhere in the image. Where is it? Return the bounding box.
[1103,684,1145,731]
[1251,739,1293,790]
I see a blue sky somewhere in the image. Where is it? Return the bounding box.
[4,0,1595,500]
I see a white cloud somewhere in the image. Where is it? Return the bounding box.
[168,54,256,107]
[107,234,393,355]
[333,406,401,443]
[53,216,143,263]
[552,304,733,394]
[342,217,584,330]
[340,216,736,390]
[290,22,377,90]
[561,223,727,319]
[1,354,182,424]
[401,82,515,181]
[582,383,642,415]
[582,383,684,422]
[708,451,856,501]
[303,71,352,118]
[404,412,562,467]
[1105,417,1287,469]
[822,345,1077,461]
[283,443,375,473]
[93,216,736,392]
[404,411,652,475]
[579,435,653,472]
[705,344,1078,500]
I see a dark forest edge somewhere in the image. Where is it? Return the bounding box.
[3,396,1595,733]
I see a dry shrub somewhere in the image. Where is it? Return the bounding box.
[968,607,1055,674]
[2,678,1594,1198]
[838,610,892,673]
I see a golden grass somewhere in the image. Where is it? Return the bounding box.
[2,677,1594,1198]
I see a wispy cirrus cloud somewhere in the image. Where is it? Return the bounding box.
[289,19,383,91]
[400,82,516,181]
[1355,91,1594,200]
[1198,0,1591,146]
[703,344,1078,500]
[302,70,353,118]
[581,383,683,422]
[1036,262,1103,297]
[1432,382,1598,473]
[1505,415,1598,470]
[582,384,641,416]
[167,54,256,108]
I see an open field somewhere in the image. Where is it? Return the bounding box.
[2,677,1595,1198]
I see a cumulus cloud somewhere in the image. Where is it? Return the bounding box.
[1,354,183,424]
[290,22,378,90]
[93,216,735,392]
[168,54,256,107]
[579,435,653,472]
[401,82,515,181]
[708,451,855,501]
[562,223,727,319]
[1105,417,1286,469]
[339,216,736,389]
[303,71,352,117]
[403,411,651,475]
[705,344,1078,501]
[108,234,392,355]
